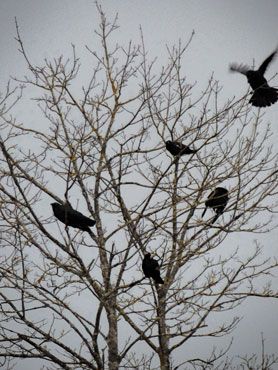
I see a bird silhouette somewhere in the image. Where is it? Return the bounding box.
[230,49,278,107]
[51,202,96,232]
[202,187,229,224]
[165,140,198,156]
[142,253,164,284]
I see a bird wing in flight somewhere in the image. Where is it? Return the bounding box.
[229,63,250,75]
[258,49,278,75]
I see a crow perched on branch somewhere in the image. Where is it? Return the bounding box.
[142,253,164,284]
[51,202,96,232]
[165,140,198,156]
[230,49,278,107]
[202,187,229,224]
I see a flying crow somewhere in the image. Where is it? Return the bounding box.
[230,49,278,107]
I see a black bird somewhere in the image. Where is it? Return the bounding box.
[202,187,229,224]
[142,253,164,284]
[230,49,278,107]
[51,202,96,232]
[165,140,198,157]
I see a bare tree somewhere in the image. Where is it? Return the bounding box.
[0,6,278,370]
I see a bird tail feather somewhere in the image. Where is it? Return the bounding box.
[155,276,164,284]
[211,213,220,224]
[250,87,278,107]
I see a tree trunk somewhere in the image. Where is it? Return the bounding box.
[106,294,120,370]
[157,287,170,370]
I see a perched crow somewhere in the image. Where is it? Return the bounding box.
[202,187,229,224]
[142,253,164,284]
[51,202,96,232]
[230,49,278,107]
[165,140,198,156]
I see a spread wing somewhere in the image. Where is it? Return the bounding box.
[258,49,278,75]
[229,63,250,75]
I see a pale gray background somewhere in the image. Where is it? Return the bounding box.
[0,0,278,368]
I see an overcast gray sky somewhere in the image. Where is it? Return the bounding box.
[1,0,278,368]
